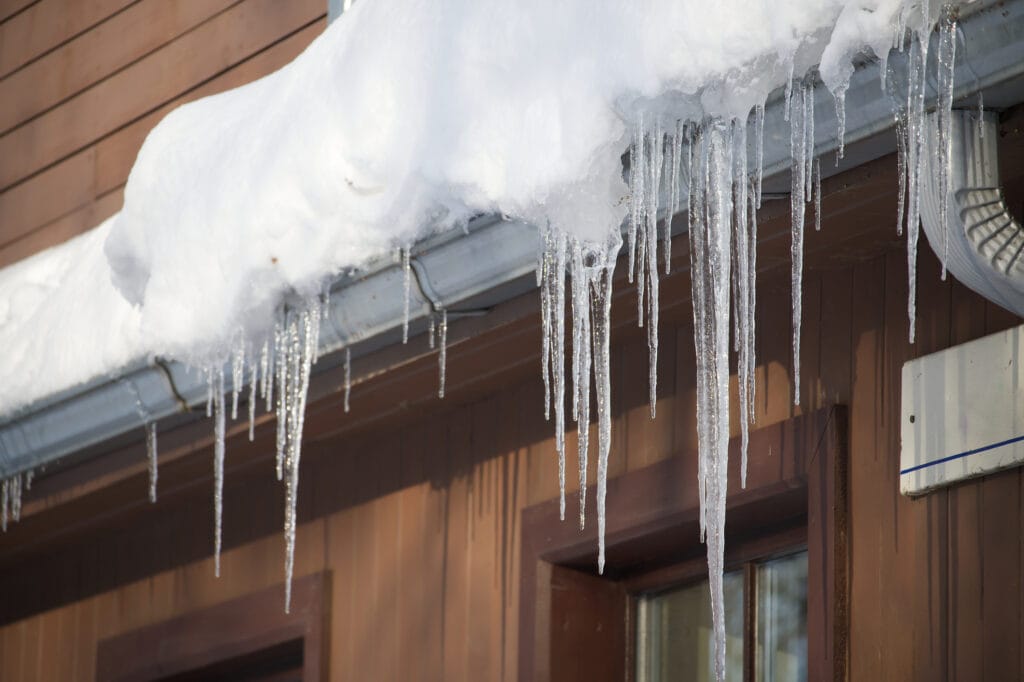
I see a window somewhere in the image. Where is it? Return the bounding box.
[519,407,848,682]
[634,550,808,682]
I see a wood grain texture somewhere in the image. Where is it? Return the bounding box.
[0,8,324,265]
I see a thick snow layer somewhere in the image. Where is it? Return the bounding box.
[0,217,144,416]
[105,0,912,365]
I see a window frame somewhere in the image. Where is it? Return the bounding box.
[517,406,848,682]
[96,571,329,682]
[627,541,810,682]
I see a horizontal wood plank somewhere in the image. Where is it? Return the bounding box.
[0,0,240,134]
[0,17,324,261]
[0,0,135,77]
[0,0,324,192]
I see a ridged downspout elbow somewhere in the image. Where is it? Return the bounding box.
[921,110,1024,315]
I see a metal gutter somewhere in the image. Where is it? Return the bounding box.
[1,0,1023,480]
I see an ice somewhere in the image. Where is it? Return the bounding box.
[814,158,822,233]
[248,357,259,442]
[834,86,847,162]
[344,347,352,413]
[231,341,244,420]
[438,309,448,399]
[401,246,412,344]
[147,422,158,503]
[790,83,809,406]
[213,368,225,578]
[905,38,928,345]
[936,12,958,281]
[686,121,735,678]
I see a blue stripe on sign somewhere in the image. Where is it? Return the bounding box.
[900,433,1024,475]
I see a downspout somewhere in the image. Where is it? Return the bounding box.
[920,110,1024,315]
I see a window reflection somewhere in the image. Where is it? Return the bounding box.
[636,570,744,682]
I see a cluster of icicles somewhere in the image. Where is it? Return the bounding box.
[0,469,32,533]
[0,7,964,677]
[540,12,961,682]
[137,254,452,613]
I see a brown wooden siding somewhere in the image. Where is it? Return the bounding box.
[0,0,327,269]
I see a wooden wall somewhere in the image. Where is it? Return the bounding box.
[0,0,327,268]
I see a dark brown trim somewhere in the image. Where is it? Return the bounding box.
[95,571,330,682]
[517,406,848,682]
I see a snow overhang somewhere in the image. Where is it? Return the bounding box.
[2,0,1024,483]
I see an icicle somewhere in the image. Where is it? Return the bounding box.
[593,241,618,574]
[230,340,244,420]
[790,85,808,406]
[438,309,448,399]
[666,119,683,275]
[783,65,795,121]
[205,366,214,417]
[645,121,663,418]
[428,314,436,349]
[896,109,908,237]
[275,318,288,481]
[401,246,412,344]
[570,241,592,530]
[814,158,822,232]
[282,298,320,613]
[9,475,21,523]
[834,86,847,163]
[804,82,815,201]
[146,422,158,503]
[627,114,646,284]
[1,478,7,532]
[24,470,33,491]
[260,338,272,411]
[732,119,752,489]
[551,227,568,521]
[905,34,929,344]
[540,228,553,422]
[754,103,765,209]
[936,12,958,281]
[248,357,259,442]
[343,347,351,413]
[687,121,734,681]
[747,178,759,427]
[213,368,225,578]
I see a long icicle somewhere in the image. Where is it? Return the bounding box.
[213,368,226,578]
[790,84,808,406]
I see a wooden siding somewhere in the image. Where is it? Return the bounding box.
[0,0,327,268]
